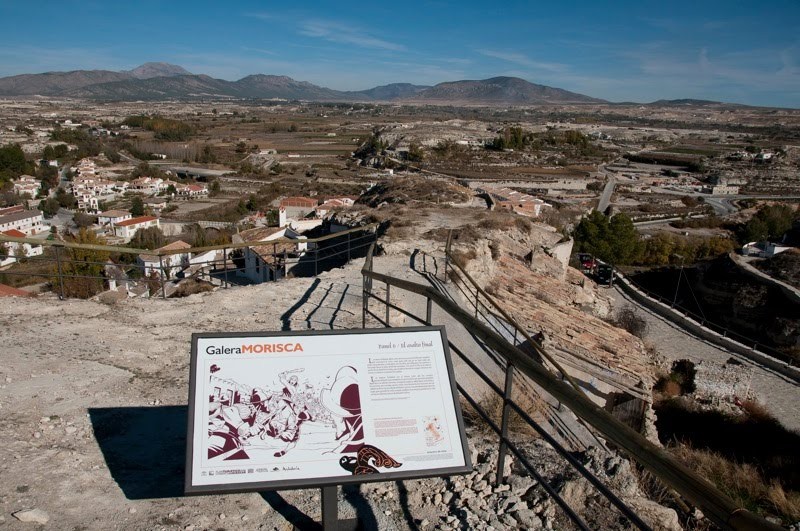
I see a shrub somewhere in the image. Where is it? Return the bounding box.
[611,307,648,339]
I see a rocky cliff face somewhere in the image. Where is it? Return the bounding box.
[451,225,655,388]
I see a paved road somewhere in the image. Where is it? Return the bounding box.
[596,173,616,213]
[609,286,800,432]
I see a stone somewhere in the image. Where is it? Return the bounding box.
[624,498,682,531]
[501,514,517,527]
[12,508,49,524]
[65,426,77,434]
[514,508,541,529]
[442,491,454,505]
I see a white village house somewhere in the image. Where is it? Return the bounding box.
[233,225,308,284]
[13,175,40,197]
[0,229,43,266]
[97,210,132,228]
[0,209,45,236]
[114,216,159,242]
[138,240,192,278]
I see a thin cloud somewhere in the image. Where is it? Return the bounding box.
[476,49,567,72]
[242,46,277,56]
[298,19,406,52]
[245,12,274,21]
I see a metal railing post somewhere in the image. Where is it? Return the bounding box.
[54,245,65,300]
[223,248,229,288]
[495,363,514,486]
[426,297,433,325]
[475,289,480,318]
[444,230,452,283]
[321,485,338,529]
[362,272,367,329]
[158,255,167,299]
[347,232,351,262]
[385,282,391,326]
[314,248,318,277]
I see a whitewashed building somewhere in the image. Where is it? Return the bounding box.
[138,240,192,277]
[0,210,45,236]
[13,175,40,197]
[114,215,159,242]
[97,210,132,227]
[0,229,43,266]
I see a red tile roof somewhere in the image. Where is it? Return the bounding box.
[1,229,26,238]
[115,216,157,227]
[0,283,34,297]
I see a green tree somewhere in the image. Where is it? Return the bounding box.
[0,144,30,181]
[182,223,207,247]
[129,226,165,250]
[197,145,217,164]
[130,196,145,216]
[573,211,640,265]
[209,180,221,196]
[608,214,641,264]
[742,217,768,243]
[55,188,77,209]
[103,148,121,163]
[73,212,95,228]
[407,142,424,162]
[38,197,60,218]
[37,164,59,196]
[740,204,797,243]
[60,229,110,299]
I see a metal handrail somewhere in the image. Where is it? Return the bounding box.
[361,243,779,531]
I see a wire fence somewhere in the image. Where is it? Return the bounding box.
[361,241,780,531]
[0,224,377,300]
[618,271,797,367]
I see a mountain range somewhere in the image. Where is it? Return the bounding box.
[0,62,607,105]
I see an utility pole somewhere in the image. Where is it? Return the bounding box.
[672,254,684,307]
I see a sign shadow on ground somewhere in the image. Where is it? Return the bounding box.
[89,406,187,500]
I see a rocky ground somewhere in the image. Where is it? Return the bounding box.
[0,225,683,530]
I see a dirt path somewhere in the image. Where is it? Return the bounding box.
[609,286,800,432]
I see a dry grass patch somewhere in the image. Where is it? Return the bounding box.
[672,444,800,522]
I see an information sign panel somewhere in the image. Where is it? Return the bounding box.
[186,326,471,494]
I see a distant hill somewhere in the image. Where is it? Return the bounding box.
[68,74,235,100]
[646,98,753,108]
[0,62,192,96]
[0,69,132,96]
[233,74,352,100]
[127,62,192,79]
[0,65,602,105]
[351,83,431,101]
[411,76,605,104]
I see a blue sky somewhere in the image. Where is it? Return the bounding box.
[1,1,798,107]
